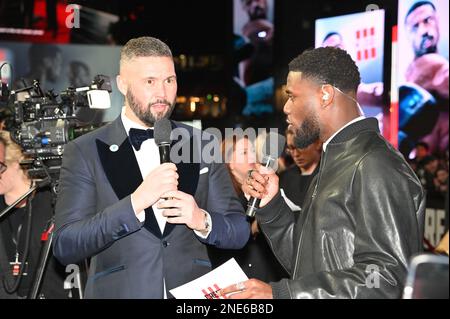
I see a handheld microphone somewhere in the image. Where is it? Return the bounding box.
[246,131,286,219]
[154,118,172,164]
[154,118,174,203]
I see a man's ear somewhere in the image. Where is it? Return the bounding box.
[116,75,127,96]
[320,85,334,108]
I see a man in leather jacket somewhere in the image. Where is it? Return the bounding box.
[221,47,425,299]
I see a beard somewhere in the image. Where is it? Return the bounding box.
[249,7,267,20]
[293,113,321,149]
[416,34,438,57]
[126,89,175,126]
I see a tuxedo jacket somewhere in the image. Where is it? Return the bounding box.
[53,117,250,298]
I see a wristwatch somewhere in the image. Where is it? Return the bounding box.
[201,209,211,233]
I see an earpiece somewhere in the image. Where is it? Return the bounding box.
[322,92,330,101]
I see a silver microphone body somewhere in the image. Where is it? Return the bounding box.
[245,156,276,219]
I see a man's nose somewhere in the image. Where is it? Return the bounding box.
[155,81,167,99]
[283,101,291,115]
[419,23,432,36]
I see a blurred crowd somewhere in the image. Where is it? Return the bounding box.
[408,142,448,209]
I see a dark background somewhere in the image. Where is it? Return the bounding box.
[0,0,399,131]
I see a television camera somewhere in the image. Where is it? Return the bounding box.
[7,75,112,180]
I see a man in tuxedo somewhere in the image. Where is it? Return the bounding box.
[53,37,250,299]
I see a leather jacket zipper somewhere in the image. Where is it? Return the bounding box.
[293,149,327,277]
[312,150,326,199]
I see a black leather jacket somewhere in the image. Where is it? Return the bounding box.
[258,118,425,299]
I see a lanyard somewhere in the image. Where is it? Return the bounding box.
[8,210,28,276]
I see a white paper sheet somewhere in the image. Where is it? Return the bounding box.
[170,258,248,299]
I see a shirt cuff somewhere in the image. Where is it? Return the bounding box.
[131,196,146,222]
[136,210,146,222]
[194,210,212,239]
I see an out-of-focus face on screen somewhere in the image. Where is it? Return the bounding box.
[397,0,449,157]
[242,0,268,20]
[233,0,275,117]
[405,3,440,58]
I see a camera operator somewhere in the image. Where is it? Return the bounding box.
[0,131,67,299]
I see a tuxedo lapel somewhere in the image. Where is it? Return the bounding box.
[95,118,202,239]
[95,118,162,239]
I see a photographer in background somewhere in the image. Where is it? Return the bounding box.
[0,131,67,299]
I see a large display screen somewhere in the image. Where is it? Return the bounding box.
[397,0,449,157]
[316,10,386,120]
[0,41,123,123]
[233,0,275,117]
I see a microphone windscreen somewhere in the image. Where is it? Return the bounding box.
[261,131,286,162]
[154,118,172,145]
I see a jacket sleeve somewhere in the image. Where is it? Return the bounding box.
[196,161,250,250]
[257,191,296,276]
[53,141,143,265]
[271,148,425,299]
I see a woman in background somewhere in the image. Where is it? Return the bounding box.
[208,135,288,282]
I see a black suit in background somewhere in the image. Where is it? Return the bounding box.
[0,189,68,299]
[279,165,319,209]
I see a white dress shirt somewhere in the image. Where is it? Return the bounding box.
[121,107,212,299]
[120,107,212,238]
[121,108,167,231]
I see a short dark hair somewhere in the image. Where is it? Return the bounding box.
[416,141,430,150]
[323,32,342,43]
[420,155,437,166]
[120,36,172,68]
[288,47,361,92]
[405,1,436,23]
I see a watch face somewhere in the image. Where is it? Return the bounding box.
[203,211,211,231]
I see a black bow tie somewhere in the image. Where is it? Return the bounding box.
[129,128,154,151]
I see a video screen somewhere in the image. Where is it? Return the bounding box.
[397,0,449,157]
[0,41,123,123]
[316,10,386,121]
[233,0,275,117]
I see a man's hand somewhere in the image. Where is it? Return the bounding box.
[220,279,273,299]
[131,163,178,214]
[242,19,274,43]
[406,53,449,99]
[242,164,279,208]
[357,82,384,106]
[157,190,207,232]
